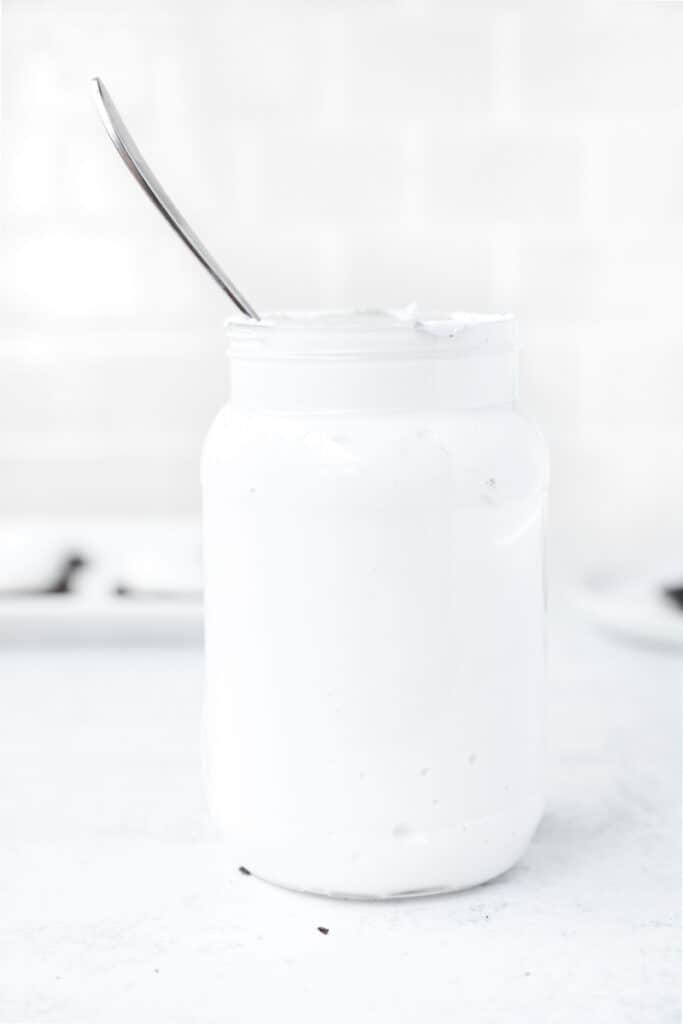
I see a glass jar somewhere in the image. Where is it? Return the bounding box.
[201,310,548,898]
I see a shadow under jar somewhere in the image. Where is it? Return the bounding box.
[201,310,548,899]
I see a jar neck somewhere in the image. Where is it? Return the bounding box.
[228,351,518,412]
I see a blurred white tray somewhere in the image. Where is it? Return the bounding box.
[0,595,202,643]
[0,519,203,643]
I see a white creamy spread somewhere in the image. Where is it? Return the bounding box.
[202,309,546,897]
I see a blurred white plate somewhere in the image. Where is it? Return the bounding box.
[576,564,683,650]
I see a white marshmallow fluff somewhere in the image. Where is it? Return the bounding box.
[201,309,548,898]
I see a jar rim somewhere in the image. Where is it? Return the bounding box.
[225,307,517,360]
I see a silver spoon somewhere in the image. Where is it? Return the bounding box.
[91,77,260,320]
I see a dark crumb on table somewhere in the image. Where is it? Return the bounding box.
[664,585,683,611]
[317,926,330,935]
[238,865,252,876]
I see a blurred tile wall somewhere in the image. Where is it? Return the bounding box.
[2,0,683,569]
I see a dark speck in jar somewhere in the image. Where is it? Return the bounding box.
[482,477,498,505]
[317,926,330,935]
[238,865,252,876]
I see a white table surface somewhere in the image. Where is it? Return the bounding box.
[0,605,679,1023]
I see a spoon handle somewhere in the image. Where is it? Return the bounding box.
[91,77,260,321]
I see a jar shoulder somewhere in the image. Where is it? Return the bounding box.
[202,403,548,493]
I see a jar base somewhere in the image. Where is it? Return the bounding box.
[222,796,544,900]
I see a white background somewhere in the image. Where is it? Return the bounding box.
[0,7,679,1020]
[1,0,683,574]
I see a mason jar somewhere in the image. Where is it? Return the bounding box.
[201,310,548,898]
